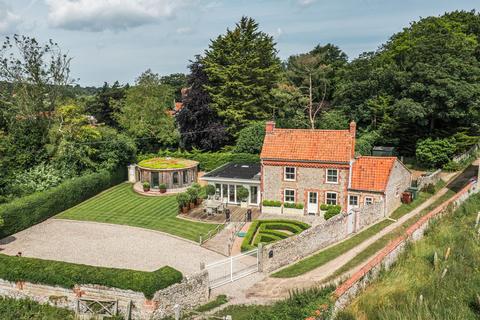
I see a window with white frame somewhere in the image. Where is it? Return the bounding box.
[326,169,338,183]
[395,185,400,197]
[349,195,359,206]
[326,192,337,205]
[284,167,296,181]
[284,189,295,203]
[365,197,373,205]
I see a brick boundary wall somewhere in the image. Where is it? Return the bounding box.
[260,201,385,273]
[333,179,479,312]
[0,269,209,319]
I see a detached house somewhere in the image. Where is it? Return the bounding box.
[260,121,411,217]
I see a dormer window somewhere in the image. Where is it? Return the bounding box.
[284,167,296,181]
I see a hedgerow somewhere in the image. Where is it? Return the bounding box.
[0,168,126,238]
[0,254,182,299]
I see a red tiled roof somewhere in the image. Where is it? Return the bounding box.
[350,156,397,192]
[260,128,355,163]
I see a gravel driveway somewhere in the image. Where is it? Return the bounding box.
[0,219,224,275]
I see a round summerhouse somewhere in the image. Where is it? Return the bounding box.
[132,157,199,193]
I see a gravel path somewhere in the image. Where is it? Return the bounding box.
[0,219,224,274]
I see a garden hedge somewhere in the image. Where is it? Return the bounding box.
[240,219,310,252]
[138,149,260,172]
[0,254,182,299]
[0,168,126,238]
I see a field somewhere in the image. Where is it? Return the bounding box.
[342,193,480,320]
[56,183,219,242]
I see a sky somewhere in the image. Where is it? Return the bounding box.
[0,0,478,86]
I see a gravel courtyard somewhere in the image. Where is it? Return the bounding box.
[0,219,224,275]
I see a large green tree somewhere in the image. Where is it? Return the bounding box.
[114,70,179,152]
[336,11,480,154]
[286,43,347,128]
[203,16,282,136]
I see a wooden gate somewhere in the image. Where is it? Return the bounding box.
[75,298,119,319]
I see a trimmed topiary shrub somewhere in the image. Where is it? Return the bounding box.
[0,168,126,238]
[0,254,182,299]
[206,184,216,197]
[324,205,342,220]
[283,202,304,209]
[262,200,282,207]
[236,186,249,202]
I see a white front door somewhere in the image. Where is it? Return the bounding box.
[348,195,359,213]
[307,192,318,215]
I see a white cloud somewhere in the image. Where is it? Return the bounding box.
[176,27,193,35]
[46,0,191,32]
[0,1,21,34]
[297,0,316,7]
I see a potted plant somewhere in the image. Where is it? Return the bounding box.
[158,183,167,194]
[186,187,199,209]
[261,200,282,214]
[142,181,150,192]
[236,186,249,208]
[283,202,304,215]
[206,184,216,199]
[176,193,190,213]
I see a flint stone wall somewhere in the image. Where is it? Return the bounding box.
[0,269,209,320]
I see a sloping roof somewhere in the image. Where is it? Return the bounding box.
[260,128,354,163]
[350,156,397,192]
[203,163,261,181]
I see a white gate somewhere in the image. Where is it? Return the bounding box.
[205,248,259,289]
[347,211,355,235]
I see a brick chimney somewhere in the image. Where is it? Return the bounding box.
[350,121,356,159]
[265,121,275,134]
[349,121,356,138]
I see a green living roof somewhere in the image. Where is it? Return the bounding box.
[138,157,198,169]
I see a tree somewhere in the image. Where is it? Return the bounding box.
[160,73,187,101]
[286,44,347,129]
[203,16,281,135]
[114,69,179,152]
[336,11,480,154]
[48,104,136,174]
[234,122,265,154]
[0,35,72,184]
[85,81,127,128]
[176,56,229,151]
[416,138,456,168]
[271,83,309,129]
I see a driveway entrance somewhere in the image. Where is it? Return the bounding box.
[0,219,224,274]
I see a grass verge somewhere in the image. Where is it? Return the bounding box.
[342,193,480,320]
[326,189,456,282]
[0,254,182,299]
[215,286,334,320]
[272,180,446,278]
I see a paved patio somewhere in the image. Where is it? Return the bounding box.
[0,219,224,275]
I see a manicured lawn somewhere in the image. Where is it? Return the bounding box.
[56,183,219,242]
[272,180,446,278]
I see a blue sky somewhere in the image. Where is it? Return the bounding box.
[1,0,478,86]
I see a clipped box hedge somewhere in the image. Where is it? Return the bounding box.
[0,254,182,299]
[0,168,126,238]
[241,219,310,252]
[138,149,260,172]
